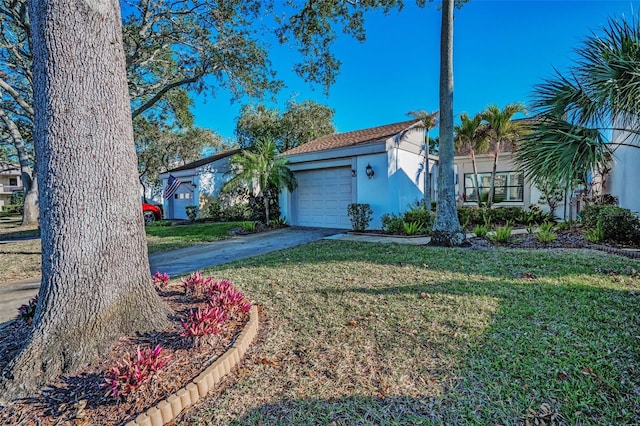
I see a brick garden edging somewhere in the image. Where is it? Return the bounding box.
[125,305,259,426]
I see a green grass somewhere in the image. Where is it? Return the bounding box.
[145,222,241,254]
[178,241,640,425]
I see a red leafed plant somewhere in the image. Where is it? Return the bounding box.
[209,286,252,315]
[181,271,213,297]
[181,306,228,340]
[103,345,171,401]
[17,295,38,325]
[151,271,170,290]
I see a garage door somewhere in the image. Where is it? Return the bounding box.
[296,167,352,228]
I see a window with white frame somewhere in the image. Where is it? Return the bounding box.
[464,172,524,202]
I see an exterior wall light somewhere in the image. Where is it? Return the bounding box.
[365,163,375,179]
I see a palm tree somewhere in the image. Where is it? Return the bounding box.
[481,103,527,208]
[514,15,639,190]
[454,112,489,207]
[407,110,438,209]
[430,0,466,247]
[223,137,297,223]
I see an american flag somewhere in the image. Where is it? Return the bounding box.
[163,174,182,199]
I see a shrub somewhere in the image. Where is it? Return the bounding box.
[403,221,423,236]
[581,205,640,244]
[404,207,432,227]
[205,200,223,220]
[269,216,287,227]
[18,295,38,325]
[473,225,489,238]
[489,222,513,243]
[1,204,23,215]
[239,221,257,232]
[181,306,227,341]
[185,205,198,221]
[151,272,170,291]
[103,345,171,400]
[381,213,405,234]
[535,225,557,243]
[347,203,373,232]
[584,218,605,243]
[181,271,213,298]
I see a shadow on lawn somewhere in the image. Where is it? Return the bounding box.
[231,395,445,425]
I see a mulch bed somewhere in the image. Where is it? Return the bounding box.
[467,228,640,260]
[0,286,249,426]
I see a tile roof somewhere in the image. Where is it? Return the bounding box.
[167,148,241,173]
[283,119,421,156]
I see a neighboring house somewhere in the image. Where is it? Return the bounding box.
[604,125,640,215]
[280,120,437,229]
[159,149,240,220]
[0,162,22,209]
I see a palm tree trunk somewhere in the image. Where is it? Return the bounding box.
[488,140,501,208]
[431,0,465,247]
[470,150,482,208]
[264,194,270,224]
[424,129,431,210]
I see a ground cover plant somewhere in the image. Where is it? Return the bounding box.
[174,241,640,425]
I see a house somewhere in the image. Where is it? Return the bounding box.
[0,162,22,209]
[159,149,240,219]
[604,125,640,215]
[279,120,438,229]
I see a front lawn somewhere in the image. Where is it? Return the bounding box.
[0,220,243,284]
[180,241,640,425]
[145,221,241,254]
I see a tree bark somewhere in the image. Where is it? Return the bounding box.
[470,150,482,208]
[487,140,501,208]
[431,0,465,247]
[0,0,170,399]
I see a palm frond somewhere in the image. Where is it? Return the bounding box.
[514,115,611,188]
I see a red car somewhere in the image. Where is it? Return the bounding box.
[142,203,163,224]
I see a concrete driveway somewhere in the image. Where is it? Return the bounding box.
[0,227,344,325]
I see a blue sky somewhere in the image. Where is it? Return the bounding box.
[192,0,640,141]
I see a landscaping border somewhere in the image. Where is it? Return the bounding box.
[125,305,259,426]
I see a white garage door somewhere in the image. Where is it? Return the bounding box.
[296,167,352,228]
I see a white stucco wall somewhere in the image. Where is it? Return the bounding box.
[607,137,640,215]
[355,153,388,229]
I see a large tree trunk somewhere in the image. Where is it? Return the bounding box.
[431,0,465,247]
[487,140,501,208]
[0,108,39,225]
[0,0,170,399]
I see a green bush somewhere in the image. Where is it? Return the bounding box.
[584,219,604,243]
[489,221,513,243]
[347,203,373,232]
[535,223,557,243]
[404,207,433,227]
[381,213,405,234]
[205,201,223,221]
[186,205,198,221]
[403,221,423,236]
[473,225,489,238]
[1,204,23,215]
[580,205,640,244]
[239,221,257,232]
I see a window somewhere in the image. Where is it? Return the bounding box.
[464,172,523,202]
[9,178,17,186]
